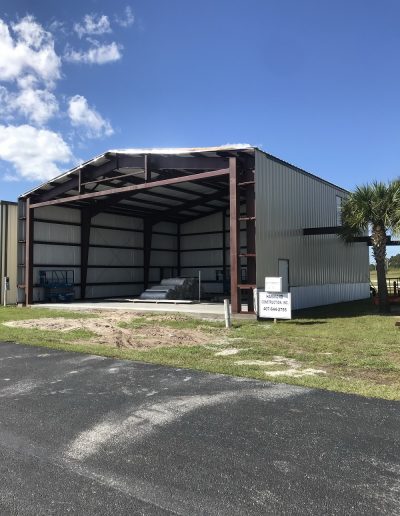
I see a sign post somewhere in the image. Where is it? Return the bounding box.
[3,276,10,307]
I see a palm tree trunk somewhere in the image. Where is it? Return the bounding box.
[371,225,390,313]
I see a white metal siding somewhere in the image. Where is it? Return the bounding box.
[92,212,142,230]
[291,283,370,310]
[90,227,142,247]
[35,221,80,245]
[255,150,370,308]
[148,221,178,286]
[18,205,147,302]
[181,212,227,295]
[87,214,144,298]
[34,243,80,265]
[35,205,81,223]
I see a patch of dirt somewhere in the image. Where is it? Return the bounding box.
[234,355,327,378]
[265,368,327,378]
[3,311,213,350]
[235,359,282,367]
[215,348,242,356]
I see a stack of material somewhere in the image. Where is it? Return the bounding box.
[139,277,199,301]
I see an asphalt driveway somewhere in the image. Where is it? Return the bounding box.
[0,341,399,515]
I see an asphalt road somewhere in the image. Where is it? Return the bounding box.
[0,342,399,515]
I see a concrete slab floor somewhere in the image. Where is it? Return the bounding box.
[30,300,256,320]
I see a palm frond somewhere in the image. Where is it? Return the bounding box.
[340,179,400,240]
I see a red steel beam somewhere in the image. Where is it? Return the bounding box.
[34,159,120,203]
[153,188,229,220]
[31,155,230,203]
[29,168,230,209]
[229,157,240,313]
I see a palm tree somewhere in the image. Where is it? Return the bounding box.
[340,180,400,313]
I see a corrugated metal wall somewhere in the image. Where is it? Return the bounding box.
[18,205,82,302]
[181,211,227,296]
[0,201,18,305]
[86,212,144,299]
[17,204,183,302]
[149,221,178,284]
[254,150,370,309]
[18,205,148,301]
[180,211,247,297]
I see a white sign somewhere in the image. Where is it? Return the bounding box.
[265,277,282,293]
[258,291,292,320]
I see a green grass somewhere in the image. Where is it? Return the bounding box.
[0,301,399,400]
[370,267,400,283]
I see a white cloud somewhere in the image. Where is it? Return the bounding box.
[0,15,121,180]
[115,7,135,28]
[74,14,112,38]
[48,20,67,35]
[12,15,49,49]
[3,173,19,182]
[0,124,74,180]
[16,74,38,89]
[0,86,13,119]
[68,95,113,138]
[0,16,61,86]
[0,85,58,125]
[13,88,58,125]
[64,41,122,64]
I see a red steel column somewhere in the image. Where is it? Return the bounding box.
[25,198,33,305]
[229,157,240,313]
[246,179,256,312]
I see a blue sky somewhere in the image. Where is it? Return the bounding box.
[0,1,399,245]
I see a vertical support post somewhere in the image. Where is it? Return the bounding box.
[222,209,227,294]
[0,204,3,306]
[0,203,7,306]
[143,218,153,290]
[3,203,8,286]
[25,198,33,305]
[229,157,240,313]
[80,208,91,300]
[246,181,256,312]
[177,223,181,276]
[144,154,151,182]
[3,278,7,307]
[224,299,231,328]
[198,270,201,303]
[2,204,9,306]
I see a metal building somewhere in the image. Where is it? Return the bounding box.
[17,145,370,313]
[0,201,18,305]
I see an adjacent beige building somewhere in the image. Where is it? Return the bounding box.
[0,201,18,305]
